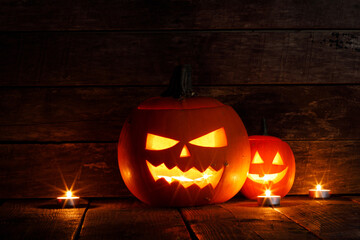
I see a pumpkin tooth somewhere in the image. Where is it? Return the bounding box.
[192,164,208,174]
[163,161,177,171]
[146,160,224,189]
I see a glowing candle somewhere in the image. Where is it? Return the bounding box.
[309,184,330,199]
[257,189,281,206]
[57,190,80,207]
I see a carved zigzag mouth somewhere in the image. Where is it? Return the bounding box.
[247,167,288,184]
[146,160,224,189]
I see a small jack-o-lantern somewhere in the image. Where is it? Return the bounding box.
[241,120,295,199]
[118,65,250,206]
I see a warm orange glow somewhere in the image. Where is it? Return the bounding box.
[180,145,191,157]
[189,128,227,148]
[66,191,72,198]
[146,160,224,188]
[265,190,271,197]
[57,190,79,200]
[146,133,179,150]
[248,167,288,184]
[316,184,322,191]
[252,151,264,164]
[272,152,284,165]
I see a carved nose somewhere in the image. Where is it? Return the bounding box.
[180,144,191,158]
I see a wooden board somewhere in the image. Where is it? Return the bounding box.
[0,199,87,240]
[1,32,359,86]
[180,199,318,239]
[1,0,360,30]
[274,196,360,239]
[0,86,359,142]
[79,199,191,240]
[288,141,360,195]
[0,197,359,239]
[342,196,360,205]
[0,141,358,198]
[0,143,129,198]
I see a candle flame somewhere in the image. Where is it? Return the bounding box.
[316,184,322,191]
[265,189,271,197]
[66,191,72,198]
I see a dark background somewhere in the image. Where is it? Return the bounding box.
[0,0,359,198]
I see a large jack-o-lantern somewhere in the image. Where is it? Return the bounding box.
[241,119,295,199]
[118,65,250,206]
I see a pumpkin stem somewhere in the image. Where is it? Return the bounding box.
[262,118,268,136]
[161,65,196,98]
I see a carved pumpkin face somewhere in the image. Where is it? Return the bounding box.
[240,135,295,199]
[145,127,227,189]
[118,97,250,206]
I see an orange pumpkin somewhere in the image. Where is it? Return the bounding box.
[241,133,296,199]
[118,66,250,206]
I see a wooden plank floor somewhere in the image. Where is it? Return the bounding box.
[80,199,190,240]
[274,196,360,239]
[0,199,88,240]
[0,196,359,240]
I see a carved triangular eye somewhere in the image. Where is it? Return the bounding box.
[272,152,284,165]
[146,134,179,150]
[189,128,227,148]
[252,151,264,164]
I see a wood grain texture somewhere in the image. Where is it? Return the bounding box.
[342,196,360,204]
[0,86,359,142]
[0,143,129,198]
[274,196,360,239]
[288,141,360,195]
[80,199,191,240]
[0,199,87,240]
[1,32,359,86]
[1,0,360,31]
[0,141,358,198]
[180,199,317,239]
[1,197,359,239]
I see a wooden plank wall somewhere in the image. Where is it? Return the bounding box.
[0,0,359,198]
